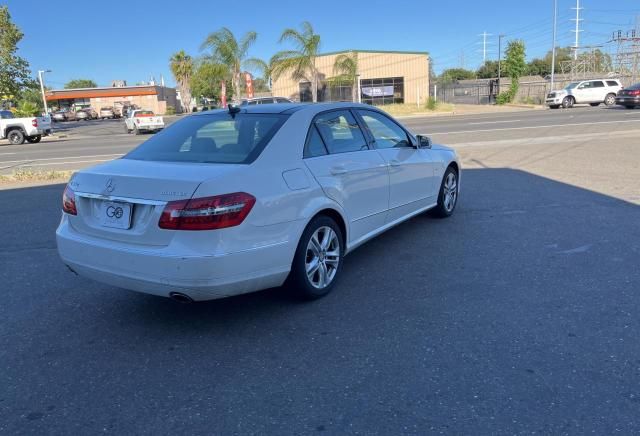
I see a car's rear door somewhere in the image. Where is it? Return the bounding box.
[355,109,437,223]
[591,81,606,102]
[303,109,390,244]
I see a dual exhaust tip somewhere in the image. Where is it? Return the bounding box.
[169,292,194,304]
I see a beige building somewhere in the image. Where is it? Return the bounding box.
[271,50,430,105]
[45,85,179,115]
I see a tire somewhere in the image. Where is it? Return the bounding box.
[624,105,636,109]
[431,166,459,218]
[604,93,616,106]
[589,103,600,107]
[549,105,560,109]
[287,215,344,300]
[26,135,42,143]
[562,96,574,108]
[7,129,25,145]
[133,126,140,135]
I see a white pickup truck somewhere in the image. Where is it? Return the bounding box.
[124,109,164,135]
[0,110,52,145]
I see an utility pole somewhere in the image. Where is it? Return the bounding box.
[37,70,51,115]
[497,34,505,95]
[571,0,583,60]
[551,0,558,90]
[479,31,492,64]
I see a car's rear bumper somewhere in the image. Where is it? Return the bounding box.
[56,219,292,301]
[137,125,164,131]
[616,97,640,106]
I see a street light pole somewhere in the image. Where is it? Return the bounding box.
[550,0,558,91]
[497,34,505,96]
[37,69,51,115]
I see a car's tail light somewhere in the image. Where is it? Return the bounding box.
[32,118,38,127]
[158,192,256,230]
[62,185,77,215]
[629,90,640,96]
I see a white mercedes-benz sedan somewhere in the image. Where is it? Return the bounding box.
[57,102,460,302]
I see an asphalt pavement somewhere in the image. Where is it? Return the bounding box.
[1,105,639,434]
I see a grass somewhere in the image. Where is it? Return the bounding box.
[381,102,455,117]
[0,169,74,184]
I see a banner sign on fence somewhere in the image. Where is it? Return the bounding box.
[361,85,394,97]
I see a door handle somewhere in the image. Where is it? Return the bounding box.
[330,166,348,175]
[388,159,401,167]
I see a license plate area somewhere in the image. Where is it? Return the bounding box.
[99,201,132,229]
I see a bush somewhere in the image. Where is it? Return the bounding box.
[165,106,176,115]
[12,101,40,117]
[426,97,437,111]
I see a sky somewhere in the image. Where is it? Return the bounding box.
[6,0,640,88]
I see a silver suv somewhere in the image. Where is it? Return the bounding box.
[546,79,622,109]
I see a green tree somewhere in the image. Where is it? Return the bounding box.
[0,5,33,100]
[64,79,97,89]
[476,60,500,79]
[329,51,358,102]
[577,49,612,73]
[527,58,550,77]
[544,46,572,73]
[497,40,526,104]
[270,21,322,102]
[200,28,262,100]
[438,68,476,84]
[12,100,38,117]
[169,50,193,112]
[190,59,229,102]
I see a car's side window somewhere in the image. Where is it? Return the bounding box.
[606,80,619,87]
[313,110,368,154]
[356,110,411,149]
[578,82,591,89]
[592,81,605,88]
[276,98,290,103]
[304,125,329,158]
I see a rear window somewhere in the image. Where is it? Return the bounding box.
[124,113,288,164]
[134,110,154,117]
[606,81,620,87]
[0,110,14,119]
[101,107,113,111]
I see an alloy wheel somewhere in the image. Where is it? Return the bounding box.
[305,226,340,289]
[443,172,458,212]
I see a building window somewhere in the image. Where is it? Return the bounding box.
[360,77,404,105]
[299,81,353,102]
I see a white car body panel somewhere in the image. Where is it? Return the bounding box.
[57,103,460,301]
[546,79,622,106]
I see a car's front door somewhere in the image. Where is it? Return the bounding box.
[355,109,437,223]
[575,81,595,103]
[303,109,390,244]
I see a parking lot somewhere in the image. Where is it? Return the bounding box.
[1,106,639,434]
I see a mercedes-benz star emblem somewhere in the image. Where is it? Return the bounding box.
[105,178,115,193]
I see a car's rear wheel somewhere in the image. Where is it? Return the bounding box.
[549,105,560,109]
[7,130,25,145]
[288,215,344,300]
[589,103,600,107]
[562,96,574,108]
[624,105,636,109]
[26,135,41,143]
[431,167,459,218]
[604,93,616,106]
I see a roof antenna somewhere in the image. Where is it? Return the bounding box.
[228,103,241,118]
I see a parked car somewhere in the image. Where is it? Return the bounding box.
[76,108,98,120]
[546,79,622,109]
[615,83,640,109]
[99,107,116,119]
[56,102,460,302]
[0,110,52,145]
[52,109,76,122]
[239,97,294,106]
[123,109,164,134]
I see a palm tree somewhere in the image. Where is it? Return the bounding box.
[169,50,193,112]
[200,28,262,100]
[270,21,321,102]
[331,51,358,102]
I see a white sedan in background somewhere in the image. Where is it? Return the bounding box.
[57,102,460,302]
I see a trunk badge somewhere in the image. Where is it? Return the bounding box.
[104,178,116,193]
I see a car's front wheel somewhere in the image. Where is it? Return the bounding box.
[432,167,459,218]
[549,105,560,109]
[562,96,574,108]
[288,215,344,300]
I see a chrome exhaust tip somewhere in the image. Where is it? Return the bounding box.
[169,292,194,304]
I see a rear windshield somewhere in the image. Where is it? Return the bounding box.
[124,112,288,164]
[101,107,113,110]
[0,110,14,119]
[134,110,154,116]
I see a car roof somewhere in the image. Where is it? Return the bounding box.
[194,102,383,116]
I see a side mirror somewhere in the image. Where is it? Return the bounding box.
[416,134,432,149]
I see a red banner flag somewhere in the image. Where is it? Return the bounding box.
[244,72,254,99]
